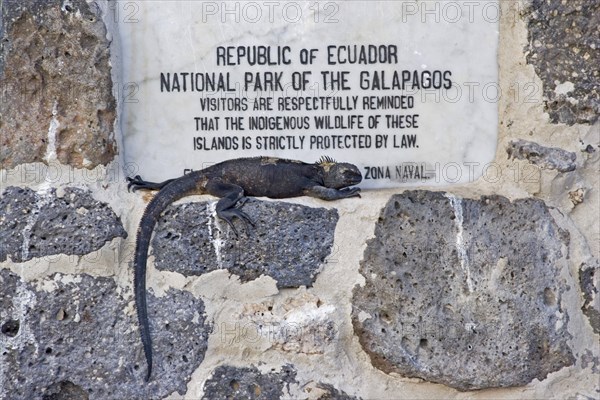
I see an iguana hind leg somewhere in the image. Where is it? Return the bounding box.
[206,180,254,235]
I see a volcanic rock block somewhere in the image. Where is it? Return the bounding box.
[0,186,126,262]
[201,364,297,400]
[579,260,600,334]
[352,191,574,391]
[506,139,577,172]
[523,0,600,125]
[0,269,211,399]
[152,199,339,288]
[1,0,116,169]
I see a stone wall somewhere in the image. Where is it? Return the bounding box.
[1,1,598,399]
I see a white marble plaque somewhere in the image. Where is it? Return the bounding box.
[119,1,499,188]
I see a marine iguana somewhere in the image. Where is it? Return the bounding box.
[128,156,362,381]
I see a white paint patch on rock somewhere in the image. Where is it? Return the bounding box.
[6,284,38,352]
[207,201,223,269]
[444,193,474,293]
[44,101,59,163]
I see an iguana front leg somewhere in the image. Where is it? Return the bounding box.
[127,175,176,192]
[305,186,361,201]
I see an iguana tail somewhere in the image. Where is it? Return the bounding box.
[134,172,201,381]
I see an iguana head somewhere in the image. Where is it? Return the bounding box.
[317,156,362,189]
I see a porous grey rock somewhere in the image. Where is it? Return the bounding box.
[507,139,577,172]
[0,0,116,169]
[201,364,297,400]
[41,381,89,400]
[523,0,600,125]
[580,349,599,374]
[316,383,362,400]
[579,260,600,334]
[0,186,127,262]
[352,191,574,391]
[0,269,211,399]
[152,199,339,288]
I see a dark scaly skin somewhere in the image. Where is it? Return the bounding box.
[128,156,362,381]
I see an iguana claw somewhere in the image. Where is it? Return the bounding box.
[126,175,144,192]
[127,176,175,192]
[218,208,254,237]
[341,187,361,198]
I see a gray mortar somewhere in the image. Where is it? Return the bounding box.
[201,364,297,400]
[0,269,211,399]
[506,139,577,172]
[579,260,600,334]
[316,383,363,400]
[152,198,339,288]
[0,186,127,262]
[523,0,600,125]
[567,395,597,400]
[352,191,574,391]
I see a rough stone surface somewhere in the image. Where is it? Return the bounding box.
[0,269,211,399]
[579,260,600,334]
[315,383,362,400]
[240,293,337,355]
[152,199,339,288]
[567,395,596,400]
[506,139,577,172]
[0,186,127,262]
[201,364,297,400]
[41,381,89,400]
[352,191,574,391]
[523,0,600,125]
[0,0,116,169]
[580,349,600,374]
